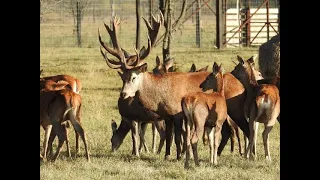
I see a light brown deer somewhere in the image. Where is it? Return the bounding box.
[40,88,90,162]
[99,14,262,160]
[40,73,83,158]
[40,69,82,94]
[182,62,227,168]
[231,55,280,161]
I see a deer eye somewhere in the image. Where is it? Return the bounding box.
[132,77,136,83]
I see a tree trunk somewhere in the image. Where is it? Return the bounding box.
[163,0,171,63]
[196,0,201,47]
[76,1,82,47]
[136,0,141,49]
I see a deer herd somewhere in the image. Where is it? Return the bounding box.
[40,12,280,169]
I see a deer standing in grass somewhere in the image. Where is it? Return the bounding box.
[40,88,90,162]
[182,62,227,168]
[40,71,83,158]
[98,13,265,159]
[231,55,280,161]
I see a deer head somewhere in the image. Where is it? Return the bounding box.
[152,56,174,75]
[231,55,258,86]
[200,62,224,92]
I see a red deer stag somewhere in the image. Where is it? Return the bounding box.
[182,62,227,168]
[40,88,90,162]
[231,55,280,161]
[99,13,168,156]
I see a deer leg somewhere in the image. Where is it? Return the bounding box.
[218,121,231,156]
[252,122,259,160]
[131,120,140,157]
[213,124,222,165]
[47,127,56,158]
[164,119,173,160]
[206,126,214,164]
[51,121,66,162]
[191,120,204,166]
[245,119,255,160]
[62,123,71,158]
[155,120,166,154]
[42,125,52,161]
[152,122,157,153]
[263,125,273,161]
[68,112,90,162]
[174,116,183,160]
[184,118,191,169]
[139,122,149,153]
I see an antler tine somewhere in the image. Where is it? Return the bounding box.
[100,46,122,69]
[139,35,152,60]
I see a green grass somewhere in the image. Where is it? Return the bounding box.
[40,23,279,180]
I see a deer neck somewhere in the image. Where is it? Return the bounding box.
[216,73,225,97]
[242,67,259,96]
[135,73,161,111]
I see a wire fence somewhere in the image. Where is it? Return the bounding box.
[40,0,279,49]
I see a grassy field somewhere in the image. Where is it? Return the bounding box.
[40,22,280,180]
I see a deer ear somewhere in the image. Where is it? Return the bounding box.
[139,63,148,72]
[219,63,225,74]
[237,55,245,65]
[202,65,209,72]
[164,58,174,72]
[190,63,196,72]
[247,54,257,65]
[155,56,161,66]
[212,62,219,74]
[111,120,117,134]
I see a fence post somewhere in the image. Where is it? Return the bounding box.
[216,0,225,49]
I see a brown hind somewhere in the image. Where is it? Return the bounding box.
[231,55,280,161]
[182,62,227,168]
[40,88,90,162]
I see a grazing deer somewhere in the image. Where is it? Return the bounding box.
[40,69,82,94]
[98,14,263,160]
[40,88,90,162]
[231,55,280,161]
[182,62,227,168]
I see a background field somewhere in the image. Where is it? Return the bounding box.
[40,3,280,179]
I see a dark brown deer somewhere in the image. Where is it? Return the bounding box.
[231,55,280,161]
[40,88,90,162]
[99,13,169,156]
[98,14,261,160]
[182,62,227,168]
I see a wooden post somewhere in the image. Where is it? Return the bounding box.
[196,0,201,48]
[216,0,225,49]
[76,1,82,47]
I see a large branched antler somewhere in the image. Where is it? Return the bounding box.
[98,16,125,69]
[98,12,163,70]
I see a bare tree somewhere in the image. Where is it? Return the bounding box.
[40,0,64,23]
[160,0,187,68]
[66,0,91,47]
